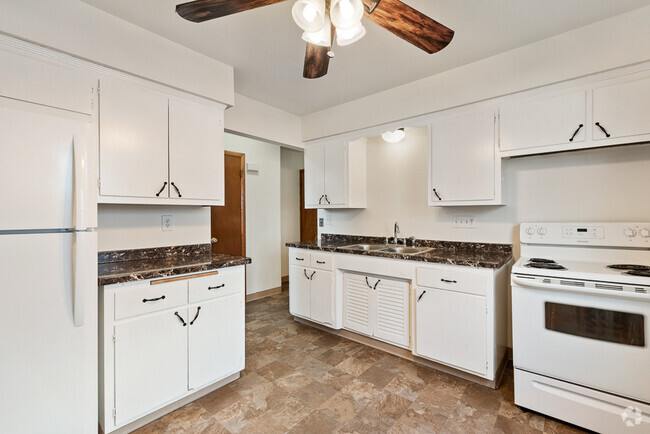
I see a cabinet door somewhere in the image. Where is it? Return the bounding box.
[169,98,224,202]
[289,265,311,318]
[500,91,586,151]
[415,287,487,375]
[310,270,333,326]
[304,143,325,208]
[114,309,188,425]
[430,110,495,203]
[99,77,169,198]
[188,291,244,390]
[373,277,410,348]
[323,141,348,206]
[342,273,373,336]
[593,75,650,141]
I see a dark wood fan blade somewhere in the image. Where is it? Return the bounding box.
[303,43,331,79]
[362,0,454,54]
[176,0,289,23]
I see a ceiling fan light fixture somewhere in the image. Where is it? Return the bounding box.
[301,14,332,47]
[292,0,326,32]
[336,21,366,46]
[330,0,364,29]
[382,128,406,143]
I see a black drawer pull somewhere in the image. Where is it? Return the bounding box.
[208,284,225,290]
[190,306,201,325]
[142,295,166,303]
[433,188,442,201]
[441,279,457,284]
[155,182,168,197]
[417,290,427,302]
[295,257,305,261]
[316,260,326,264]
[569,124,583,142]
[174,311,187,326]
[171,182,182,197]
[595,122,611,138]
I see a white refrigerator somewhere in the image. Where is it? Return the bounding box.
[0,98,98,433]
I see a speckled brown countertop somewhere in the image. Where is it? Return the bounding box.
[286,234,512,269]
[98,244,251,286]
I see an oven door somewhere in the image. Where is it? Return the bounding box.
[512,276,650,403]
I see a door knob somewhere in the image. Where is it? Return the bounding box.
[211,237,218,244]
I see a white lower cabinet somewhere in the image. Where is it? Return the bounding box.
[289,264,333,326]
[100,266,246,433]
[342,272,410,348]
[415,288,487,376]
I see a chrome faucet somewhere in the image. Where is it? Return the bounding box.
[393,221,400,245]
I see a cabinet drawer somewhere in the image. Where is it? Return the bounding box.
[310,253,332,270]
[290,250,310,266]
[416,267,487,296]
[189,268,244,303]
[114,281,187,320]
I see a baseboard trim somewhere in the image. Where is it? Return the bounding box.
[281,275,289,284]
[294,317,506,390]
[245,286,282,302]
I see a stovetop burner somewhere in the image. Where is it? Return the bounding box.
[607,264,650,271]
[625,270,650,277]
[529,258,557,264]
[525,262,567,270]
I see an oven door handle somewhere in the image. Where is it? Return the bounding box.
[512,276,649,302]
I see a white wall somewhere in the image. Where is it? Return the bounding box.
[0,0,234,105]
[225,93,303,149]
[320,128,650,259]
[98,205,210,252]
[280,148,304,278]
[302,6,650,141]
[225,133,282,295]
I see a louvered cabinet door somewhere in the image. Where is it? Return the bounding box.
[342,273,372,336]
[373,277,410,348]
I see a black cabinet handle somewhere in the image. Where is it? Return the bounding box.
[142,295,165,303]
[324,195,331,204]
[417,290,427,302]
[174,311,187,326]
[208,284,225,290]
[155,182,168,197]
[365,276,372,289]
[316,260,326,264]
[310,271,316,280]
[569,124,583,142]
[304,269,311,280]
[373,279,381,290]
[441,279,457,284]
[295,257,305,261]
[318,195,324,204]
[595,122,611,138]
[433,188,442,201]
[171,182,182,197]
[190,306,201,325]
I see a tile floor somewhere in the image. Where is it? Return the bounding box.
[135,290,586,433]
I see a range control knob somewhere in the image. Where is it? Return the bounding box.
[537,228,547,236]
[624,228,637,238]
[640,228,650,238]
[525,227,535,236]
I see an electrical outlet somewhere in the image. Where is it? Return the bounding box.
[319,218,324,228]
[162,215,174,231]
[453,216,477,229]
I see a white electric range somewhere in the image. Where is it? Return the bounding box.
[511,222,650,433]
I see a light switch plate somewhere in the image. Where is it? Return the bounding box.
[319,218,324,228]
[453,216,476,228]
[162,215,174,231]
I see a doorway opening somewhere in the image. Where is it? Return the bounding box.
[211,151,246,257]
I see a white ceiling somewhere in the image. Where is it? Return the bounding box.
[81,0,650,115]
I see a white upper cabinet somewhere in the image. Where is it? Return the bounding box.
[500,90,587,153]
[169,98,224,203]
[304,138,367,209]
[99,76,225,206]
[429,109,503,206]
[592,74,650,143]
[99,77,169,200]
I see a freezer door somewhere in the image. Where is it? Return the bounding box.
[0,98,95,231]
[0,232,98,433]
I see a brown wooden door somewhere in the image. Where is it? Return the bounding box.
[211,151,245,256]
[300,169,318,242]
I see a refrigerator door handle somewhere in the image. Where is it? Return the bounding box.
[72,134,89,231]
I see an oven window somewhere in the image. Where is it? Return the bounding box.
[545,302,645,347]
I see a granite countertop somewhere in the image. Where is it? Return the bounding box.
[98,244,251,286]
[286,234,512,269]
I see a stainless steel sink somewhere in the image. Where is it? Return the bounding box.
[379,246,432,255]
[338,244,387,251]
